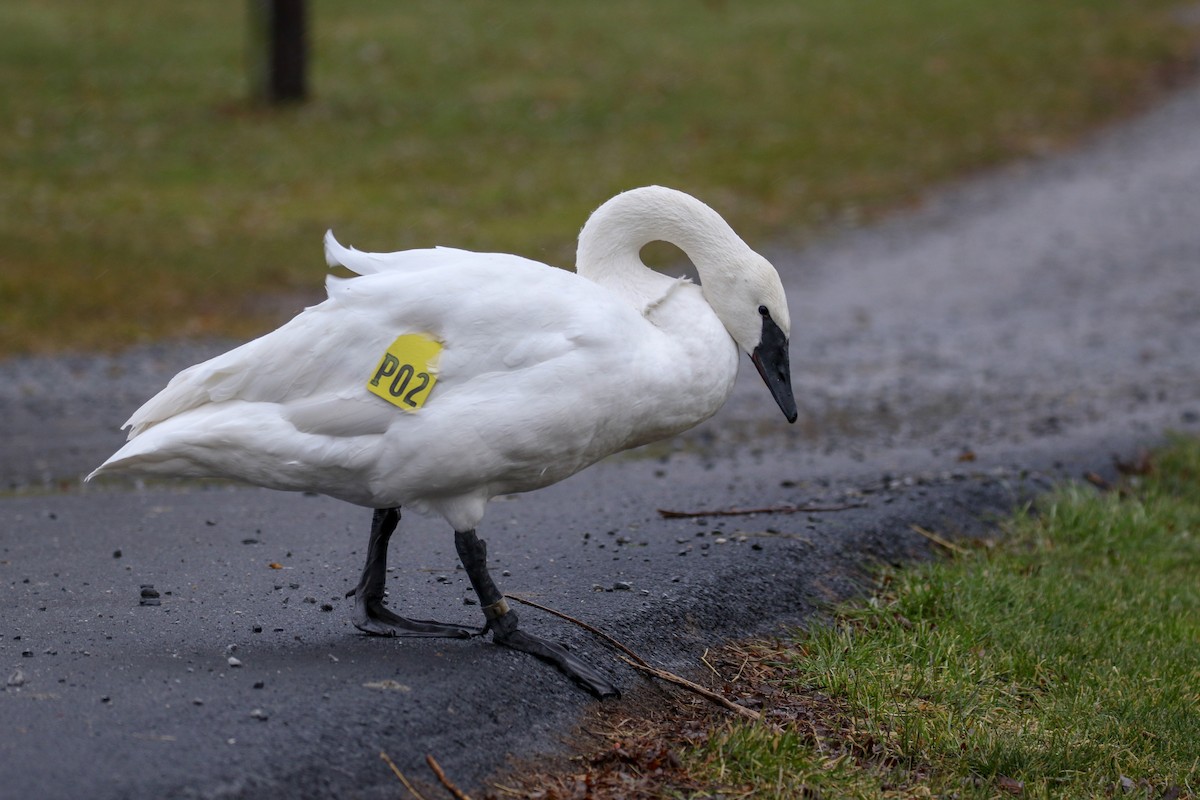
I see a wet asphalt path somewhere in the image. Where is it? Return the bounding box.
[3,82,1200,798]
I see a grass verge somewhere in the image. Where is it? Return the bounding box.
[2,2,1199,355]
[486,437,1200,798]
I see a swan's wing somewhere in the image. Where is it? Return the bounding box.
[120,249,612,440]
[120,301,388,437]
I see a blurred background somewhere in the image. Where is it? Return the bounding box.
[1,0,1195,355]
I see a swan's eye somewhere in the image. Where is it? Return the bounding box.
[758,305,770,317]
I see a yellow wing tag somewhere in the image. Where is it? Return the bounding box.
[366,334,442,411]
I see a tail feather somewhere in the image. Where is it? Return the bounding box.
[85,434,167,482]
[324,230,385,275]
[324,231,473,276]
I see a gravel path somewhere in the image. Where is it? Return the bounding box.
[2,81,1198,799]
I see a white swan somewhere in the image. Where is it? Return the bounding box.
[88,186,797,696]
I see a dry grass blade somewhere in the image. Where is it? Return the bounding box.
[380,751,430,800]
[700,648,721,678]
[426,754,473,800]
[910,524,969,556]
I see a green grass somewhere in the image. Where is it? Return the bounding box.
[696,437,1200,798]
[1,2,1197,355]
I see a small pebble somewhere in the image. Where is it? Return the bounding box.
[112,550,122,559]
[320,603,334,612]
[463,596,477,605]
[192,698,204,706]
[227,656,243,668]
[250,708,268,721]
[7,669,25,687]
[253,681,265,689]
[613,581,632,591]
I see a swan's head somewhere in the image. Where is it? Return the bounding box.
[705,252,798,423]
[577,185,797,423]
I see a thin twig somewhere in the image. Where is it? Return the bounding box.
[657,502,862,519]
[508,593,781,729]
[380,751,430,800]
[739,531,813,543]
[910,524,969,556]
[425,754,473,800]
[505,593,650,668]
[618,655,768,724]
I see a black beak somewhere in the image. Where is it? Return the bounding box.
[750,314,798,423]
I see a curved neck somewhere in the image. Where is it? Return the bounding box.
[575,186,750,309]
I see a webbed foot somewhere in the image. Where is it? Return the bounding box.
[491,611,619,698]
[347,587,479,638]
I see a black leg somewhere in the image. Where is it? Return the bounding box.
[454,528,619,698]
[347,508,477,638]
